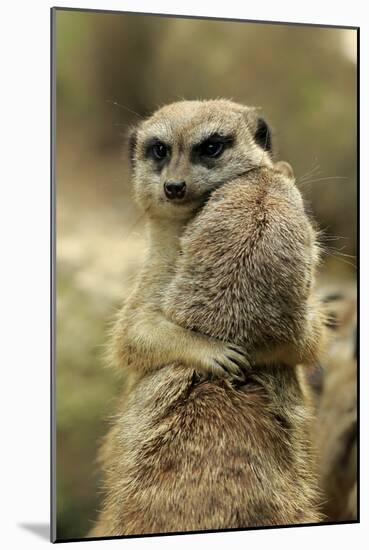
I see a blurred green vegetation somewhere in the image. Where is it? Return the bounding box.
[56,268,119,539]
[54,8,357,540]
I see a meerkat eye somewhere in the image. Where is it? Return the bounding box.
[151,141,168,160]
[200,140,224,158]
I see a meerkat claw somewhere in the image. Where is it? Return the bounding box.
[213,358,243,379]
[231,371,248,385]
[225,345,252,370]
[212,360,241,379]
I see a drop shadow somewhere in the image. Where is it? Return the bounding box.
[18,523,50,541]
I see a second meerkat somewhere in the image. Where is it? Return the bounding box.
[112,99,276,382]
[91,161,327,536]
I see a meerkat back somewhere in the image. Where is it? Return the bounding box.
[91,165,324,537]
[165,165,325,366]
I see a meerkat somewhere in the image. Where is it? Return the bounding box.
[90,161,327,537]
[163,165,326,369]
[110,99,276,384]
[313,289,357,521]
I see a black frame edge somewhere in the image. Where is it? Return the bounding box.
[51,6,57,544]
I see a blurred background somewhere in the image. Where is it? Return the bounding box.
[54,9,357,540]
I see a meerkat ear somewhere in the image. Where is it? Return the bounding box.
[274,160,294,179]
[254,117,272,153]
[242,108,273,154]
[127,126,138,167]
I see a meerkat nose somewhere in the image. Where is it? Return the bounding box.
[164,181,186,200]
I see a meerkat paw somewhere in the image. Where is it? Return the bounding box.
[197,341,251,382]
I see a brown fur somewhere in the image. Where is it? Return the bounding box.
[164,167,326,367]
[314,290,357,521]
[90,164,326,536]
[91,366,319,537]
[110,100,275,384]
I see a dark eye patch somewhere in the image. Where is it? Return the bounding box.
[192,133,234,166]
[152,141,168,160]
[199,140,224,158]
[144,138,171,162]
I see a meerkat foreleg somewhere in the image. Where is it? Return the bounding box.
[114,307,250,381]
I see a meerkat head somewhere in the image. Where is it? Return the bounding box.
[129,99,274,221]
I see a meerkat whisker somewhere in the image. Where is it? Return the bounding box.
[106,99,145,120]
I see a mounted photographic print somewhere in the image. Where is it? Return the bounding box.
[51,6,358,542]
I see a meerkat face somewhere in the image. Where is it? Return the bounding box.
[129,99,274,220]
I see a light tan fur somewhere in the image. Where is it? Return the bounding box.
[91,156,327,536]
[164,167,327,370]
[314,290,357,521]
[111,100,275,383]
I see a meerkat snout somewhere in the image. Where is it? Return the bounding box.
[164,181,187,200]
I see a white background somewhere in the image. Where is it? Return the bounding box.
[0,0,366,548]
